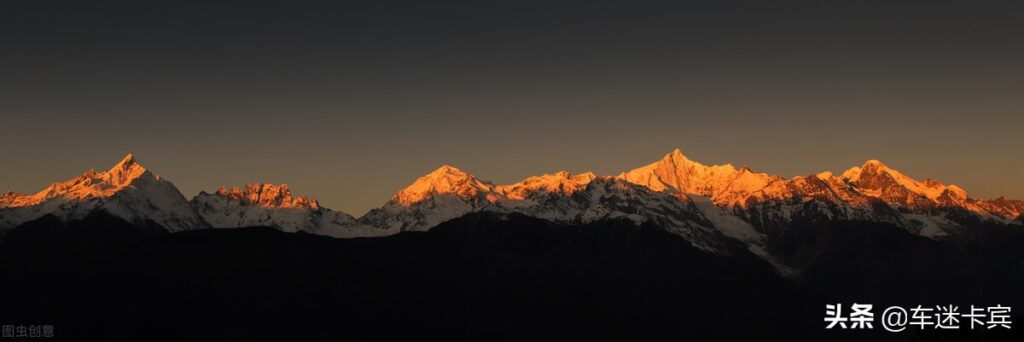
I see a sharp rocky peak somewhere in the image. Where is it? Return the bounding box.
[113,153,140,169]
[618,148,745,195]
[2,154,158,208]
[106,153,149,186]
[213,183,319,210]
[663,148,691,163]
[862,159,888,168]
[0,153,206,232]
[426,164,471,177]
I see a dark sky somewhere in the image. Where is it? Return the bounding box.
[3,0,1023,215]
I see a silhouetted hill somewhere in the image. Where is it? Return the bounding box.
[0,212,1021,341]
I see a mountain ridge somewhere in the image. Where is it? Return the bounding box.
[2,151,1021,259]
[0,154,206,232]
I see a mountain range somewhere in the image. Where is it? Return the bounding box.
[2,150,1022,273]
[3,150,1024,340]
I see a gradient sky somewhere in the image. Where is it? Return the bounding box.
[2,1,1023,215]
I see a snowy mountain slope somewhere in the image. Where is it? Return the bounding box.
[353,147,1023,257]
[727,172,904,235]
[497,171,597,202]
[842,160,972,210]
[0,154,206,233]
[613,150,874,241]
[837,160,1019,231]
[191,183,386,238]
[358,165,752,254]
[616,149,780,200]
[977,196,1024,220]
[512,176,743,254]
[616,150,1021,239]
[358,165,505,232]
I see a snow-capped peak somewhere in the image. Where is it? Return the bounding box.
[619,149,734,194]
[841,159,966,202]
[666,148,690,162]
[2,153,152,208]
[863,159,886,167]
[616,149,776,204]
[0,154,206,232]
[497,171,597,200]
[391,164,498,206]
[107,153,148,185]
[840,159,888,182]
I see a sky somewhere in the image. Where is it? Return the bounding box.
[2,1,1023,215]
